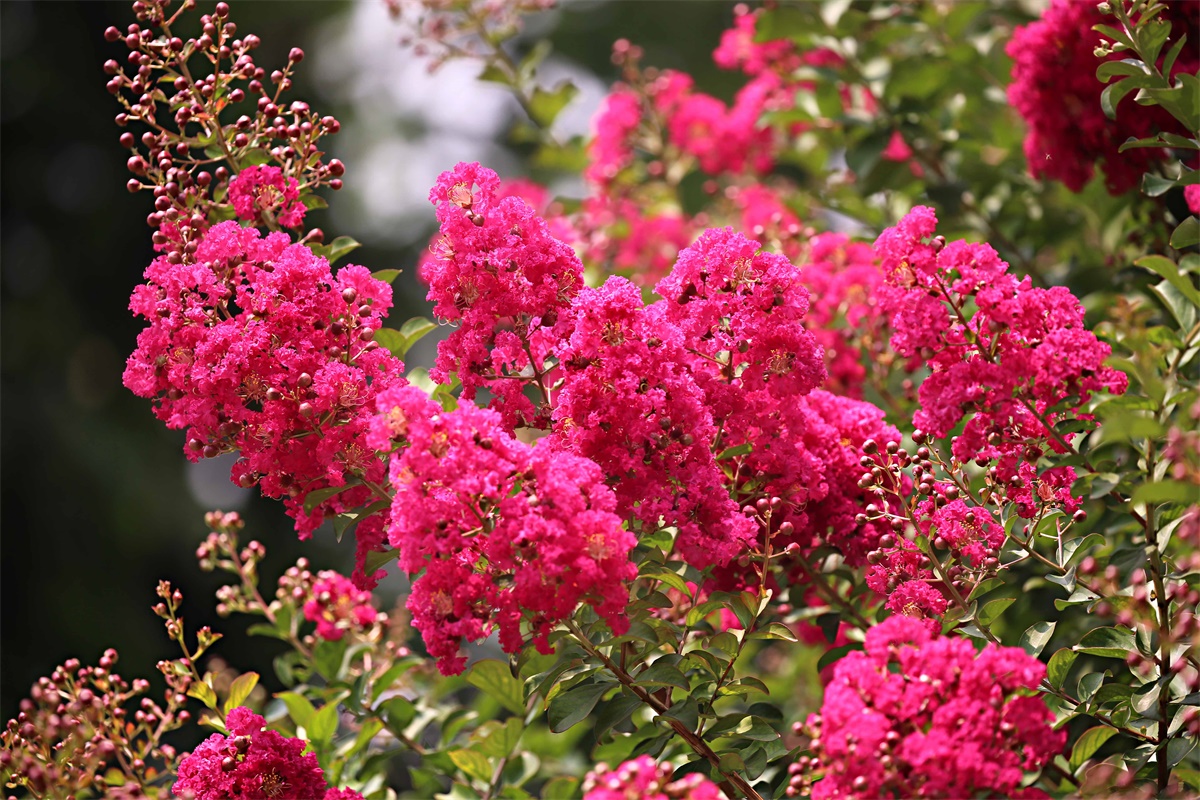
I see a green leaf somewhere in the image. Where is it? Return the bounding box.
[373,328,407,360]
[724,716,779,742]
[1047,648,1077,690]
[642,566,690,595]
[449,748,494,784]
[324,235,361,265]
[1075,626,1136,659]
[1077,671,1106,703]
[309,700,339,745]
[302,194,329,211]
[370,657,421,704]
[1142,172,1179,197]
[398,316,438,356]
[186,680,218,710]
[313,637,349,681]
[303,483,354,514]
[475,717,524,759]
[1135,255,1200,308]
[755,4,810,41]
[1101,79,1139,119]
[657,697,699,732]
[1167,737,1198,770]
[1096,59,1150,82]
[716,442,752,460]
[816,644,858,673]
[967,577,1004,602]
[245,623,289,641]
[224,672,259,714]
[382,695,416,731]
[1062,533,1105,566]
[1131,679,1163,715]
[635,661,689,691]
[371,268,402,284]
[1151,280,1198,334]
[752,622,799,642]
[1019,621,1056,658]
[1172,216,1200,250]
[528,82,579,128]
[1162,32,1189,76]
[540,777,580,799]
[886,58,951,101]
[362,547,396,577]
[1069,726,1118,772]
[276,691,317,730]
[547,680,612,733]
[1132,480,1198,505]
[242,148,273,166]
[593,691,644,740]
[976,597,1015,627]
[719,676,769,698]
[466,659,526,716]
[717,752,745,774]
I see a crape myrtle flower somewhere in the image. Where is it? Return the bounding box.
[796,616,1064,799]
[373,384,635,675]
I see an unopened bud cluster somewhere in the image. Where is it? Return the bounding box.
[1,650,187,798]
[103,0,343,251]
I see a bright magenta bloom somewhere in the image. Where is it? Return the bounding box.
[124,220,405,587]
[173,706,329,800]
[303,570,379,641]
[583,755,725,800]
[875,206,1126,484]
[422,161,584,429]
[374,384,636,675]
[227,165,307,228]
[805,616,1064,799]
[1006,0,1198,194]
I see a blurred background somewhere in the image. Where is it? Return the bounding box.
[0,0,743,722]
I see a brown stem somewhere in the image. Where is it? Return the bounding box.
[567,622,763,800]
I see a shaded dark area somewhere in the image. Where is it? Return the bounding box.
[1,0,737,722]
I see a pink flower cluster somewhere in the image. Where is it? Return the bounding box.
[421,162,583,430]
[424,163,895,585]
[227,165,307,229]
[123,220,405,584]
[582,756,724,800]
[802,616,1064,799]
[369,384,636,674]
[875,206,1127,490]
[793,233,887,397]
[549,274,748,568]
[303,570,380,641]
[1006,0,1199,194]
[865,537,947,624]
[779,390,901,569]
[173,706,363,800]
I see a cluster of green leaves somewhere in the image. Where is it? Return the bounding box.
[1095,0,1200,251]
[754,0,1148,291]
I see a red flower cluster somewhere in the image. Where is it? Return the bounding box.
[797,233,887,397]
[424,163,895,586]
[1006,0,1199,194]
[799,616,1064,799]
[303,570,381,641]
[583,755,724,800]
[227,164,307,229]
[123,218,405,582]
[173,706,362,800]
[875,206,1127,486]
[421,162,583,430]
[370,384,636,674]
